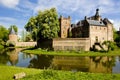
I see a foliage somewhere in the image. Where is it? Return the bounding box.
[0,44,4,49]
[102,41,116,51]
[25,8,60,41]
[6,40,15,47]
[0,25,9,46]
[8,25,18,34]
[115,36,120,47]
[25,16,37,32]
[25,33,32,41]
[22,69,120,80]
[113,28,119,41]
[0,25,9,42]
[113,28,120,47]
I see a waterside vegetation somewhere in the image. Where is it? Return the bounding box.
[22,48,120,56]
[0,65,120,80]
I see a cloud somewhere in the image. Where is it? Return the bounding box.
[32,0,120,16]
[0,16,17,22]
[0,0,19,8]
[0,16,26,29]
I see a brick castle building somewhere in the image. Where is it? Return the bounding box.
[53,9,113,51]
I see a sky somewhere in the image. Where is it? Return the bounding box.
[0,0,120,35]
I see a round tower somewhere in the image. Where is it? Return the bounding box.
[9,27,18,42]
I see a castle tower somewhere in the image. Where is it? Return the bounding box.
[9,27,18,42]
[59,16,71,38]
[94,8,101,21]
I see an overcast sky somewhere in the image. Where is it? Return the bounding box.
[0,0,120,34]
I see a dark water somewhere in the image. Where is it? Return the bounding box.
[0,48,120,73]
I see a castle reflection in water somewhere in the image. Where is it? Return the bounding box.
[0,48,120,73]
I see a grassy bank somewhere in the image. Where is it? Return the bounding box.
[0,65,120,80]
[0,65,41,80]
[22,48,120,56]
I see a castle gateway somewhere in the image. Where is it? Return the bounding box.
[53,9,113,51]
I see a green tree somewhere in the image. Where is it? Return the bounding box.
[0,25,9,42]
[25,8,60,41]
[102,41,115,52]
[25,16,37,32]
[8,25,18,34]
[113,28,120,47]
[36,8,59,40]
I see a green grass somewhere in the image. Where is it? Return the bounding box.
[0,65,41,80]
[22,48,120,56]
[0,65,120,80]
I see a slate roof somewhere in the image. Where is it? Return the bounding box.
[87,20,105,26]
[9,27,16,35]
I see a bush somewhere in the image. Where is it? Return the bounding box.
[102,41,116,51]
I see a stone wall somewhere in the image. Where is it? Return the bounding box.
[15,42,37,47]
[53,38,90,51]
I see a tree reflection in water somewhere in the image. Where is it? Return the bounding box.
[28,55,53,69]
[90,56,115,73]
[90,56,102,68]
[0,49,9,65]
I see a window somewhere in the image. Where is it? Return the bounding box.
[95,36,98,42]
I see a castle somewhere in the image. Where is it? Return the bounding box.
[53,9,113,51]
[9,9,113,51]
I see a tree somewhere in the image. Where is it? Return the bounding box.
[8,25,18,34]
[113,28,120,47]
[25,16,37,32]
[36,8,59,40]
[102,41,115,52]
[25,8,60,41]
[0,25,9,42]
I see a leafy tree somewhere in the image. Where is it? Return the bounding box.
[102,41,115,52]
[0,25,9,42]
[25,8,60,41]
[25,16,37,32]
[113,28,120,47]
[37,8,59,39]
[8,25,18,34]
[25,33,32,42]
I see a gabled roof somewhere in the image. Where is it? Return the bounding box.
[86,20,105,26]
[9,27,16,35]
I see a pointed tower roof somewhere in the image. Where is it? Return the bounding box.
[95,8,100,17]
[9,27,16,35]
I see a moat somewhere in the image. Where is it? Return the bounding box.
[0,48,120,73]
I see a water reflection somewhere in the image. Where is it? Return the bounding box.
[28,55,53,69]
[0,48,120,73]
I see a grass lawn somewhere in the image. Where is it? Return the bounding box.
[0,65,41,80]
[0,65,120,80]
[22,48,120,56]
